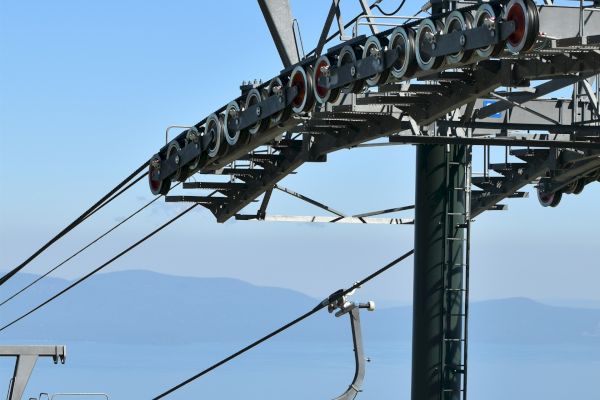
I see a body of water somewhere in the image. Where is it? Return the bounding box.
[1,341,598,399]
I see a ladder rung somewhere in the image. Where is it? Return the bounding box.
[445,237,465,241]
[443,338,465,342]
[442,389,465,392]
[445,288,467,292]
[451,369,465,374]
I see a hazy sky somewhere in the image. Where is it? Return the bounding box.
[0,0,598,309]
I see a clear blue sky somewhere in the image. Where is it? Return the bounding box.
[0,0,598,307]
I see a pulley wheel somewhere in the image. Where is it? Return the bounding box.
[537,187,562,208]
[224,101,243,146]
[186,126,206,172]
[572,178,585,195]
[337,45,364,94]
[563,180,578,194]
[474,4,504,59]
[313,55,340,105]
[523,0,540,51]
[415,19,445,71]
[245,88,269,135]
[444,10,474,65]
[166,140,183,182]
[205,113,226,158]
[362,36,389,87]
[288,65,314,114]
[388,26,417,81]
[267,77,291,125]
[148,154,170,196]
[504,0,536,54]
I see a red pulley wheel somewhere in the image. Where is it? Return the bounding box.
[504,0,537,53]
[288,65,314,113]
[148,155,170,196]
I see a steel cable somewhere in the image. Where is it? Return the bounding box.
[0,182,178,308]
[152,249,414,399]
[82,171,149,223]
[0,203,198,333]
[0,161,150,287]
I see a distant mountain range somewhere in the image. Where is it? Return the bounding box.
[0,271,598,345]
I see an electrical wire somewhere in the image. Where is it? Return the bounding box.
[152,249,415,399]
[0,203,198,333]
[0,182,178,308]
[0,161,150,287]
[374,0,407,16]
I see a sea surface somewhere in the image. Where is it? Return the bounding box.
[1,341,598,400]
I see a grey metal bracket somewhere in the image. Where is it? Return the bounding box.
[328,292,375,400]
[0,345,66,400]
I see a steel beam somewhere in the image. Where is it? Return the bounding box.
[538,5,600,39]
[390,132,600,149]
[235,214,414,224]
[257,0,300,68]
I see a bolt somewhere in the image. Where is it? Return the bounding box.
[350,66,356,76]
[425,31,435,43]
[256,106,261,116]
[460,34,466,47]
[174,155,180,165]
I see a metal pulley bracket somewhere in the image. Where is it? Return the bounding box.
[233,86,299,131]
[157,137,204,180]
[320,47,401,90]
[156,86,299,180]
[425,20,516,58]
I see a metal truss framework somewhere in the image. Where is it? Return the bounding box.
[150,2,600,400]
[165,48,600,222]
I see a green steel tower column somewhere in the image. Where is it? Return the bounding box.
[412,144,467,400]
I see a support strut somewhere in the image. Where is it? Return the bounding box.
[412,143,468,400]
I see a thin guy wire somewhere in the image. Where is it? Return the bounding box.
[153,249,414,399]
[0,161,150,287]
[0,182,179,308]
[0,203,198,333]
[82,171,149,222]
